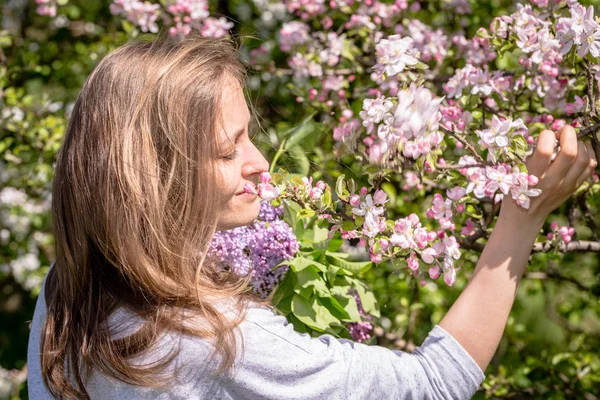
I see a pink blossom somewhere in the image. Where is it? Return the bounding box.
[446,186,466,201]
[373,35,419,78]
[430,193,453,220]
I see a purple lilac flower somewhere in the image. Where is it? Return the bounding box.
[347,289,374,342]
[258,201,284,222]
[209,202,298,298]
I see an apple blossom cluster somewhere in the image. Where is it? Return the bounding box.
[34,0,57,17]
[372,34,419,79]
[555,4,600,58]
[475,115,528,163]
[357,84,444,165]
[394,20,449,64]
[208,201,299,298]
[107,0,233,38]
[0,187,51,291]
[246,173,464,286]
[456,157,542,208]
[0,366,26,399]
[546,222,576,245]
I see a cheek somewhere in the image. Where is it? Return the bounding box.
[216,163,241,197]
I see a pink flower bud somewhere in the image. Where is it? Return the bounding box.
[547,233,554,240]
[562,235,572,243]
[373,189,387,204]
[360,187,368,196]
[568,227,575,236]
[551,119,565,130]
[379,239,389,249]
[358,238,367,247]
[528,175,539,186]
[550,221,558,231]
[259,172,272,183]
[243,182,257,194]
[316,180,327,191]
[428,266,440,279]
[349,194,361,207]
[309,187,323,200]
[342,109,353,119]
[370,252,383,263]
[558,226,569,236]
[407,254,419,271]
[456,204,465,212]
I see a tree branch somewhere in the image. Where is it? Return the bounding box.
[439,124,486,164]
[458,238,600,253]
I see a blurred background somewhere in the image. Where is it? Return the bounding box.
[1,0,599,398]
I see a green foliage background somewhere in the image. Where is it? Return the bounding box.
[0,0,599,398]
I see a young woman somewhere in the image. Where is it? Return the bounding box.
[27,34,597,399]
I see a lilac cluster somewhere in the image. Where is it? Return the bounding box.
[209,202,298,298]
[347,289,373,343]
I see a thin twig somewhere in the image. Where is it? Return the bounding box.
[439,125,486,164]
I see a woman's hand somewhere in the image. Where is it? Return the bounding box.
[500,125,598,228]
[439,125,598,373]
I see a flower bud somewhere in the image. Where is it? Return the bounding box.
[349,194,361,206]
[428,266,440,279]
[259,172,272,184]
[373,189,387,204]
[243,182,257,194]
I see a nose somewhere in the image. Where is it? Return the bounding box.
[242,141,270,178]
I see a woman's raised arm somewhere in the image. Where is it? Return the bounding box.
[439,125,598,371]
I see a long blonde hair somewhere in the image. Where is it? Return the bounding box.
[41,33,260,399]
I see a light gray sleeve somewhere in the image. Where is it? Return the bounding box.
[222,306,484,400]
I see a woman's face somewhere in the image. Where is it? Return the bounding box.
[214,76,269,231]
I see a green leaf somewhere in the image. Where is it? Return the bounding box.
[275,295,294,315]
[283,113,317,150]
[341,220,356,231]
[319,296,351,321]
[333,294,361,321]
[289,145,310,176]
[296,267,330,297]
[290,256,328,273]
[298,208,316,219]
[326,254,372,274]
[353,280,380,317]
[291,295,340,331]
[283,200,301,227]
[335,174,349,201]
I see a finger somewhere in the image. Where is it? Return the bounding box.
[547,125,578,178]
[564,140,590,187]
[575,162,595,188]
[586,141,598,170]
[527,129,556,178]
[574,142,599,188]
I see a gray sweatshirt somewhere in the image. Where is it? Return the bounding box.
[28,279,484,399]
